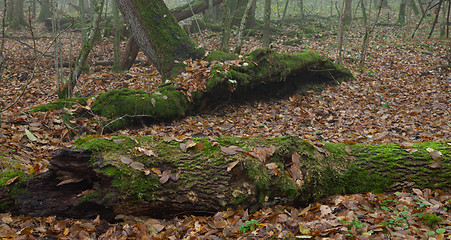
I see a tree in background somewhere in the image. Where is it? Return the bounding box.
[262,0,271,48]
[38,0,52,22]
[7,0,25,29]
[398,0,407,25]
[343,0,352,25]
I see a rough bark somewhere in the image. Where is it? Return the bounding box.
[1,137,449,220]
[120,0,223,71]
[117,0,204,79]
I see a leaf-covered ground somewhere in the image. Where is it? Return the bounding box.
[0,16,450,239]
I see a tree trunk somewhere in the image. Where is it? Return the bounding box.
[61,0,105,98]
[299,0,305,19]
[120,0,224,71]
[79,0,90,74]
[221,0,233,52]
[112,0,121,72]
[262,0,271,48]
[281,0,290,26]
[37,48,352,130]
[38,0,52,22]
[8,0,25,29]
[398,0,407,25]
[117,0,204,79]
[343,0,352,25]
[1,137,449,220]
[234,0,257,54]
[120,36,140,71]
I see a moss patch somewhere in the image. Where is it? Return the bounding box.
[91,87,189,129]
[31,97,91,112]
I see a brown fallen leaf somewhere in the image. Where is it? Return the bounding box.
[221,146,246,155]
[227,160,240,172]
[5,175,19,185]
[135,147,158,157]
[120,156,133,165]
[151,167,162,176]
[130,161,145,171]
[160,170,172,184]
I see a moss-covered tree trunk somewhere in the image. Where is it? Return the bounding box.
[120,0,222,71]
[1,136,449,220]
[88,48,352,130]
[117,0,204,79]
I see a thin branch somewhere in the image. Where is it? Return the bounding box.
[0,24,73,114]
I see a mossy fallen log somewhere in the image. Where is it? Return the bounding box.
[37,48,351,129]
[1,136,449,220]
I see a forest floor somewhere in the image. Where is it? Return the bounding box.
[0,16,450,239]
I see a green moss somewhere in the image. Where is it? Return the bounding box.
[74,135,136,152]
[134,0,203,78]
[232,193,247,205]
[204,51,238,62]
[422,214,443,226]
[0,170,26,186]
[31,97,91,112]
[91,88,189,129]
[79,191,100,203]
[98,164,160,200]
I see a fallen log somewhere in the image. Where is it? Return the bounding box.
[91,48,352,129]
[1,136,449,220]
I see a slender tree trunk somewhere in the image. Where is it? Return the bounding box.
[234,0,257,54]
[410,0,420,16]
[120,36,140,70]
[262,0,271,48]
[343,0,352,25]
[112,0,121,72]
[38,0,52,21]
[79,0,89,74]
[337,0,346,64]
[299,0,304,19]
[63,0,105,98]
[416,0,425,15]
[428,0,444,38]
[281,0,290,25]
[398,0,407,25]
[221,0,233,52]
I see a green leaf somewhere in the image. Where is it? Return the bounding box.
[25,129,38,142]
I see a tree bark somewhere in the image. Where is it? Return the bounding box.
[234,0,257,54]
[262,0,271,48]
[1,137,449,220]
[117,0,204,79]
[120,0,223,71]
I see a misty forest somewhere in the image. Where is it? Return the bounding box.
[0,0,450,238]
